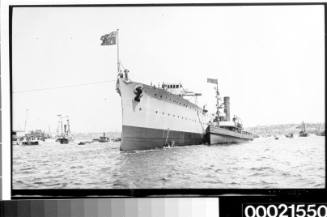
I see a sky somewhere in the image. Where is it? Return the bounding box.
[12,5,325,133]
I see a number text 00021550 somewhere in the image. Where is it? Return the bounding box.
[243,204,327,217]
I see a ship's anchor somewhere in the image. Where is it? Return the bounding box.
[133,85,143,102]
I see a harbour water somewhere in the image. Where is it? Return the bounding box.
[13,135,325,189]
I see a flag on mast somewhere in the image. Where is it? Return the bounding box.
[100,31,117,45]
[207,78,218,84]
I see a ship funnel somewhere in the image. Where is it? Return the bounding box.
[223,96,230,121]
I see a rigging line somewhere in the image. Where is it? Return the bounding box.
[13,80,116,94]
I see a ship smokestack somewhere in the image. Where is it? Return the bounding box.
[224,96,230,121]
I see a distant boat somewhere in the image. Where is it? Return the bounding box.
[21,136,39,145]
[98,133,110,143]
[92,133,110,143]
[56,115,73,144]
[299,131,308,137]
[316,125,325,136]
[15,109,42,145]
[298,122,309,137]
[285,133,294,138]
[56,137,69,144]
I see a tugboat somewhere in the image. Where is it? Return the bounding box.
[98,132,110,143]
[93,132,110,143]
[205,78,254,144]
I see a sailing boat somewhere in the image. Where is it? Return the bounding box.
[56,115,73,144]
[20,109,40,145]
[299,122,309,137]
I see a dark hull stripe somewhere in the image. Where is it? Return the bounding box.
[121,125,204,151]
[209,133,253,144]
[209,132,253,140]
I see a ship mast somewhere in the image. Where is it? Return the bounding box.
[100,29,121,73]
[24,109,29,132]
[57,114,63,136]
[66,116,71,136]
[116,29,120,73]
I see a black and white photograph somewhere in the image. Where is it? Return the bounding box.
[11,4,325,190]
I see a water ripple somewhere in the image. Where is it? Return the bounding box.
[13,136,325,189]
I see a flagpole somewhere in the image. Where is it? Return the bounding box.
[116,29,120,73]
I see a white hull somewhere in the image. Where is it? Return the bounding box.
[116,77,209,150]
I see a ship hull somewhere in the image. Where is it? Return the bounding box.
[117,77,209,151]
[121,125,204,151]
[207,126,253,145]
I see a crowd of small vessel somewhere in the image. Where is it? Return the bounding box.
[12,120,324,147]
[12,130,121,146]
[12,114,121,146]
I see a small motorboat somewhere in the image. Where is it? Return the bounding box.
[21,137,39,145]
[95,133,110,143]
